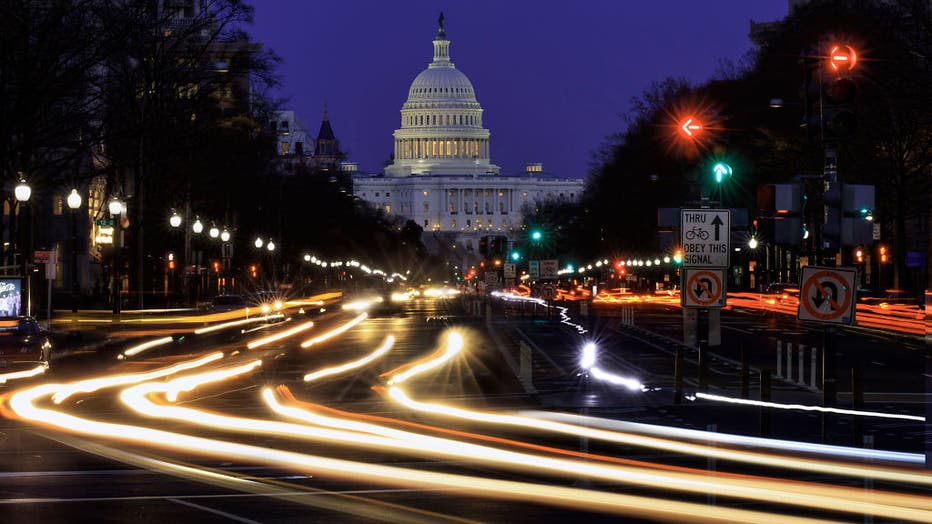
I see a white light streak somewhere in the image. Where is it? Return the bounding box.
[0,364,47,384]
[299,313,367,348]
[694,392,925,422]
[386,332,462,385]
[121,336,174,358]
[246,321,315,349]
[194,314,284,335]
[304,336,395,382]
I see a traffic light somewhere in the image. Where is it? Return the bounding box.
[673,250,683,265]
[823,183,874,248]
[678,116,702,138]
[824,44,858,139]
[510,250,521,261]
[250,264,258,278]
[212,261,220,273]
[712,162,732,184]
[855,247,864,264]
[479,236,489,256]
[531,230,543,241]
[878,245,888,264]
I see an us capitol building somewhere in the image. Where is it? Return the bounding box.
[353,15,583,266]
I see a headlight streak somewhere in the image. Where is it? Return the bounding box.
[589,367,646,391]
[265,387,932,520]
[0,364,47,384]
[382,332,463,386]
[342,298,382,311]
[384,387,932,488]
[304,336,395,382]
[299,313,368,349]
[246,321,315,349]
[693,392,925,422]
[523,411,925,465]
[118,365,925,523]
[163,360,262,402]
[44,434,458,524]
[50,352,224,404]
[11,382,846,523]
[120,336,174,358]
[194,314,285,335]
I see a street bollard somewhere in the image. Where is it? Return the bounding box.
[798,344,806,384]
[776,341,783,378]
[810,347,819,389]
[760,368,772,437]
[519,341,532,387]
[853,365,864,447]
[786,343,793,382]
[740,337,749,400]
[673,346,683,404]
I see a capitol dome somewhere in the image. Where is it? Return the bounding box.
[386,16,499,177]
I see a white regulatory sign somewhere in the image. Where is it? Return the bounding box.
[540,259,558,280]
[681,209,730,267]
[503,263,516,279]
[529,261,540,279]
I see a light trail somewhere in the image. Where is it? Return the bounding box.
[693,392,926,422]
[304,336,395,382]
[115,364,928,521]
[384,387,932,488]
[194,314,284,335]
[590,367,646,391]
[0,364,46,384]
[299,313,368,348]
[524,411,925,465]
[381,331,462,386]
[50,352,224,404]
[7,379,839,522]
[163,360,262,402]
[342,298,382,311]
[120,336,174,358]
[246,321,315,350]
[265,388,932,520]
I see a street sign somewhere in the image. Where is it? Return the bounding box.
[485,271,499,287]
[681,208,730,267]
[96,218,114,227]
[540,284,556,300]
[529,260,540,279]
[797,266,857,325]
[682,268,726,308]
[540,259,558,280]
[33,250,50,264]
[503,262,516,279]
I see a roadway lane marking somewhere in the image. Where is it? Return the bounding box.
[168,497,263,524]
[0,488,447,504]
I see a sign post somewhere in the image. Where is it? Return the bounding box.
[680,208,730,353]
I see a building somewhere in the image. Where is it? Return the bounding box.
[272,108,345,173]
[352,15,583,267]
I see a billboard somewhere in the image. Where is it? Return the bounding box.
[0,279,22,317]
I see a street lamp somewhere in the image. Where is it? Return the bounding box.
[169,212,182,228]
[208,225,219,239]
[67,189,82,313]
[220,228,230,242]
[15,179,31,316]
[109,197,124,315]
[267,240,275,252]
[748,236,759,249]
[254,237,263,249]
[192,218,204,234]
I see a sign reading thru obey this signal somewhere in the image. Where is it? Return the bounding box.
[797,266,857,325]
[681,209,730,267]
[682,268,726,308]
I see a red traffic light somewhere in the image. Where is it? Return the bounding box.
[679,116,702,137]
[829,45,857,72]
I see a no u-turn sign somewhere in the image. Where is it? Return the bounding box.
[797,266,857,324]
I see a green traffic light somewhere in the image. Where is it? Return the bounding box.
[712,162,733,183]
[531,230,542,241]
[510,251,520,261]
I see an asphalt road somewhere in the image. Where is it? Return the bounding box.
[0,295,927,523]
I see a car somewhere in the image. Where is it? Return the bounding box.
[210,294,247,312]
[0,317,52,370]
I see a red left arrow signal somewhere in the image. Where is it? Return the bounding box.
[680,117,702,137]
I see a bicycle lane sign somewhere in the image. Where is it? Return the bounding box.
[681,209,730,267]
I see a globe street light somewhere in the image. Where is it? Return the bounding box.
[748,236,759,249]
[169,212,182,228]
[254,237,263,249]
[267,240,275,252]
[192,218,204,234]
[220,228,230,242]
[67,189,82,313]
[14,179,32,203]
[208,226,219,239]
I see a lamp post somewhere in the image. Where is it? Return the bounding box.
[14,179,31,316]
[169,211,182,300]
[67,189,82,313]
[266,239,276,288]
[109,197,124,316]
[192,217,203,302]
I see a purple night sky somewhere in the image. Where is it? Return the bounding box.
[249,1,787,178]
